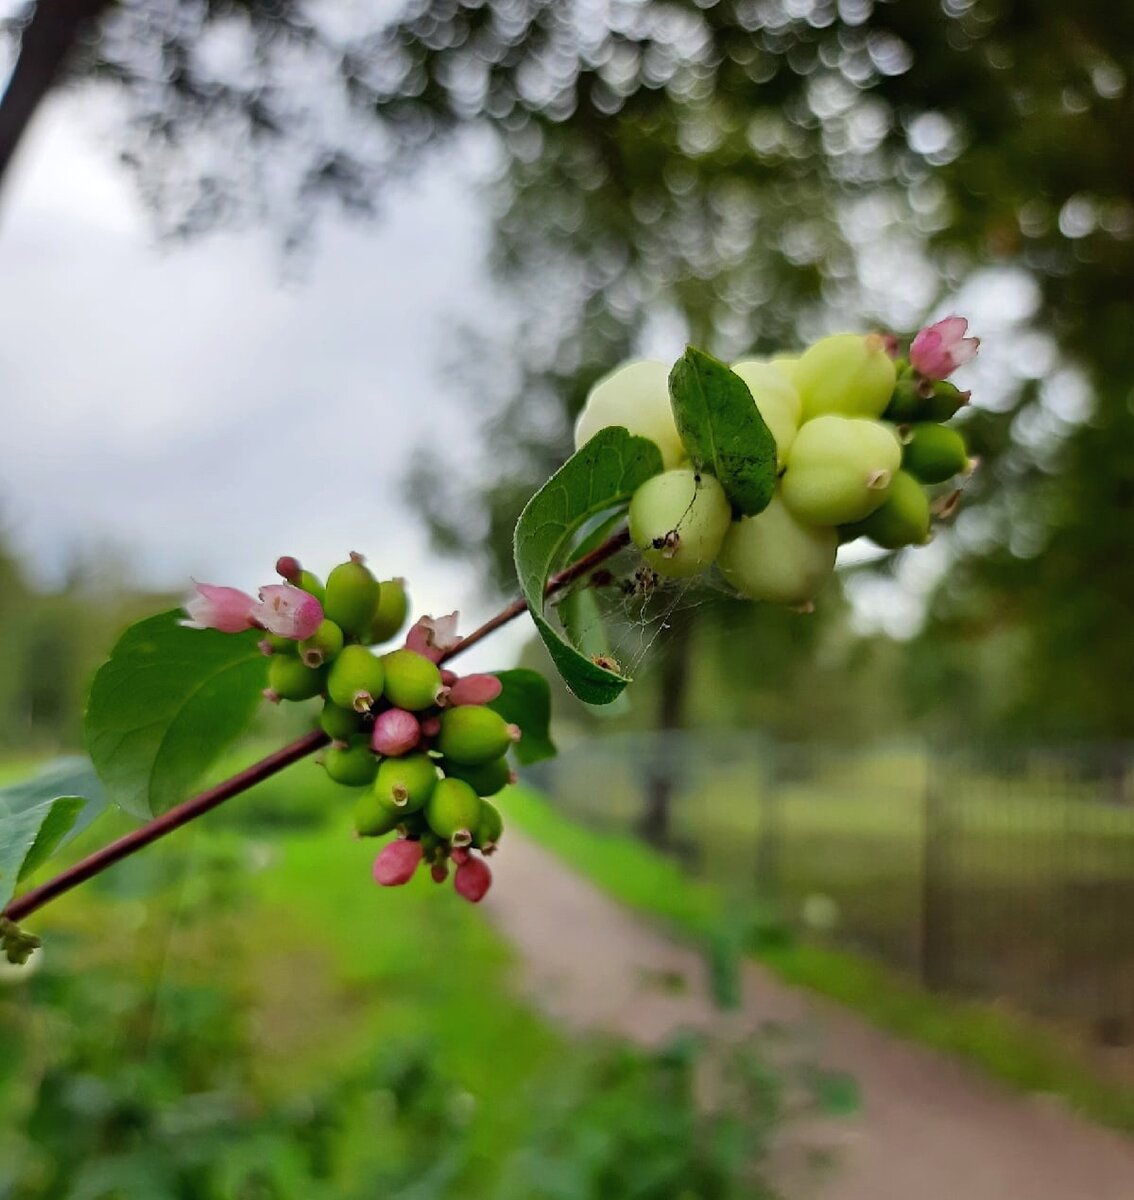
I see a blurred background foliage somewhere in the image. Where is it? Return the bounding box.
[3,1,1134,1189]
[1,0,1131,754]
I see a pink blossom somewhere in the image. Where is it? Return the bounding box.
[405,612,461,663]
[447,674,503,707]
[454,854,492,903]
[371,708,421,757]
[430,862,449,884]
[252,583,323,640]
[373,838,423,886]
[910,316,980,380]
[181,583,257,633]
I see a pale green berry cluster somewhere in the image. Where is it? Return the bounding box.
[575,336,972,608]
[262,555,516,887]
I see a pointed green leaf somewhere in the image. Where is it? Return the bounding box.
[86,611,268,817]
[0,758,108,910]
[488,669,557,765]
[669,346,776,516]
[513,426,663,704]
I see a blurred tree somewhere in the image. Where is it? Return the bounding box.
[3,0,1133,736]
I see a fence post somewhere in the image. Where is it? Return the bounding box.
[919,757,950,992]
[754,744,781,907]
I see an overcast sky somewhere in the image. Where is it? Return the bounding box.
[0,91,537,669]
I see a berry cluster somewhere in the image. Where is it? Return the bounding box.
[575,317,979,607]
[183,555,519,903]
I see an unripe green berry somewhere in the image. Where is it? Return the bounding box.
[320,702,364,741]
[263,632,297,655]
[437,706,518,765]
[770,353,800,384]
[327,645,386,712]
[324,742,379,787]
[374,752,438,812]
[324,555,380,640]
[442,755,513,797]
[731,360,802,469]
[267,655,326,702]
[473,799,504,851]
[628,469,732,579]
[574,359,687,469]
[382,648,444,711]
[843,470,931,549]
[300,619,344,668]
[353,791,406,837]
[369,578,409,644]
[718,491,838,605]
[781,415,902,526]
[922,379,970,423]
[296,570,326,605]
[794,333,897,422]
[424,777,483,846]
[902,423,969,484]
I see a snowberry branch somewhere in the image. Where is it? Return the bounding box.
[1,526,631,926]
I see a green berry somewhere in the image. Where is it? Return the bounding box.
[843,470,931,549]
[324,742,379,787]
[574,359,687,469]
[320,702,364,741]
[442,755,513,797]
[382,649,443,711]
[473,799,504,851]
[718,491,838,605]
[730,360,802,469]
[437,707,518,766]
[353,791,406,837]
[780,415,902,526]
[424,777,482,846]
[324,555,380,640]
[263,632,297,655]
[296,570,326,605]
[628,469,732,579]
[267,655,326,702]
[921,380,970,423]
[374,752,438,812]
[794,333,897,422]
[902,423,969,484]
[300,619,344,668]
[369,578,409,644]
[327,645,386,712]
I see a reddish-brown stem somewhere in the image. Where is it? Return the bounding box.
[2,526,631,926]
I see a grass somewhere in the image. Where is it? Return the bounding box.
[5,775,562,1194]
[504,783,1134,1134]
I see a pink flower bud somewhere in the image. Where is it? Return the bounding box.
[373,838,423,886]
[910,316,980,381]
[371,708,421,757]
[405,612,461,663]
[454,854,492,903]
[431,862,449,884]
[447,674,503,707]
[441,669,458,686]
[275,555,302,582]
[252,583,323,640]
[450,847,470,866]
[181,582,257,633]
[420,716,442,738]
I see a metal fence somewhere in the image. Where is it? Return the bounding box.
[525,733,1134,1054]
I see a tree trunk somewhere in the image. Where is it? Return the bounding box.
[639,609,693,848]
[0,0,111,194]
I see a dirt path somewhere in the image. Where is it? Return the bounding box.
[482,832,1134,1200]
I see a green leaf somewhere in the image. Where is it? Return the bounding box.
[86,611,268,818]
[488,669,557,765]
[669,345,777,516]
[513,426,663,704]
[0,758,108,910]
[557,585,608,665]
